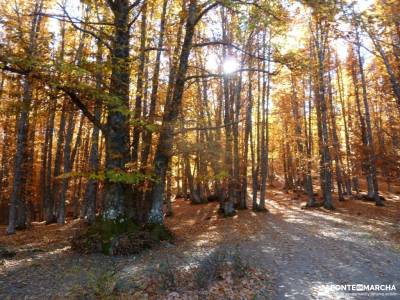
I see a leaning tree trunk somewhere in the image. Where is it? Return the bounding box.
[368,31,400,114]
[148,0,199,224]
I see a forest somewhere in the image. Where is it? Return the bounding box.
[0,0,399,299]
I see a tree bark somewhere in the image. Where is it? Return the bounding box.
[148,0,199,224]
[7,0,43,234]
[314,20,333,209]
[327,68,344,201]
[102,0,133,221]
[132,2,148,163]
[259,31,271,210]
[355,23,383,206]
[140,0,169,168]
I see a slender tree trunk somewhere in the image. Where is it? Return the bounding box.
[259,31,271,210]
[240,71,253,210]
[336,61,353,196]
[355,24,383,206]
[141,0,170,168]
[184,150,201,204]
[48,100,67,223]
[220,7,236,216]
[132,2,148,162]
[233,71,242,207]
[25,103,38,224]
[304,73,316,206]
[57,109,75,224]
[327,69,344,201]
[84,40,103,224]
[0,113,10,208]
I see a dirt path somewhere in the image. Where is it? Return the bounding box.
[242,193,400,299]
[0,189,399,299]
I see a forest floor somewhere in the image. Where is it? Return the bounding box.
[0,184,400,299]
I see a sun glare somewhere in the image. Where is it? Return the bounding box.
[205,53,219,72]
[222,57,239,74]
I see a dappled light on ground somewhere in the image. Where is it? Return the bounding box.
[0,185,399,299]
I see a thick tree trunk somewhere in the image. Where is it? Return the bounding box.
[102,0,132,221]
[7,0,43,233]
[7,77,32,234]
[314,24,333,209]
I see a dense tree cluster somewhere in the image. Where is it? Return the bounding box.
[0,0,399,236]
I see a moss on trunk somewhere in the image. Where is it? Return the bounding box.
[71,217,173,255]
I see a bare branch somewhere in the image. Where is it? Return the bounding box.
[185,67,278,81]
[60,86,107,134]
[175,118,244,135]
[28,12,114,26]
[128,5,142,28]
[193,40,272,61]
[0,55,106,134]
[128,0,142,11]
[194,1,221,25]
[58,4,112,50]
